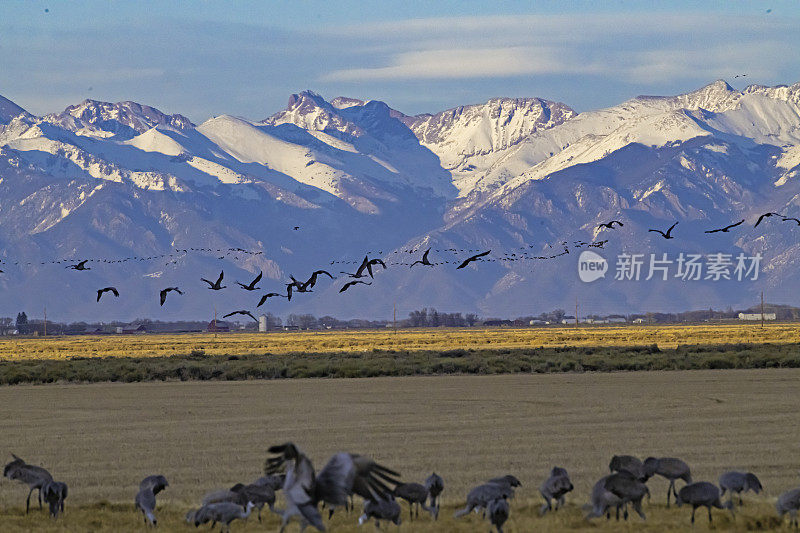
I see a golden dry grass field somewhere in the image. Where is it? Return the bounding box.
[2,323,800,360]
[0,370,798,531]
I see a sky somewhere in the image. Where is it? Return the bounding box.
[1,0,799,122]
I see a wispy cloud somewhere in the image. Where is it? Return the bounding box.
[322,47,602,81]
[320,13,800,83]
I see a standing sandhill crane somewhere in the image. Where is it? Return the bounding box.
[135,487,158,527]
[586,475,623,520]
[643,457,692,507]
[675,481,734,525]
[194,501,255,533]
[359,496,402,528]
[230,482,276,521]
[425,472,444,513]
[265,442,401,532]
[603,471,649,521]
[776,488,800,527]
[201,487,247,507]
[487,496,510,533]
[539,466,574,515]
[719,471,762,506]
[42,480,67,519]
[393,482,437,520]
[3,454,53,513]
[609,455,646,480]
[454,482,514,518]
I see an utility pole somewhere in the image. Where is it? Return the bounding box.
[575,297,579,327]
[761,291,765,329]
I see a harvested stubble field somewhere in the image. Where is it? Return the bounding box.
[2,324,800,360]
[0,370,798,531]
[1,324,800,385]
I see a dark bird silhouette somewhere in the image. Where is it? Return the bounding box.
[67,260,90,270]
[754,212,782,227]
[293,226,300,230]
[257,293,285,307]
[410,248,433,268]
[236,271,263,291]
[648,221,678,239]
[456,250,491,269]
[705,219,744,233]
[223,310,257,322]
[597,220,624,230]
[97,287,119,302]
[340,280,372,293]
[201,271,226,290]
[342,256,386,279]
[782,216,800,225]
[159,287,183,306]
[296,270,334,291]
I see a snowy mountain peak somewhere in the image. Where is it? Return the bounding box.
[0,94,30,125]
[47,99,194,138]
[331,96,365,109]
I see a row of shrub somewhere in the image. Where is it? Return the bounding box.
[1,343,799,385]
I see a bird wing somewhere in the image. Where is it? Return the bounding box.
[111,287,119,297]
[704,228,721,234]
[729,219,745,229]
[201,278,213,287]
[216,271,224,285]
[97,290,102,302]
[252,271,263,286]
[648,229,664,236]
[340,282,354,292]
[355,256,369,277]
[160,290,167,306]
[315,270,334,279]
[370,258,386,269]
[245,312,257,322]
[422,249,430,262]
[222,312,236,318]
[667,222,679,235]
[316,453,400,506]
[257,295,268,307]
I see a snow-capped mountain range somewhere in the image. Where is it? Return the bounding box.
[1,80,799,321]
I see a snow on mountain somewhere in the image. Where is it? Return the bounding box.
[44,99,194,139]
[2,81,800,320]
[402,97,576,196]
[0,95,29,125]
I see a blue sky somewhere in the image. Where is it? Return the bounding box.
[2,0,799,121]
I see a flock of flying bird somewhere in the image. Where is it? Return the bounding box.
[1,211,797,317]
[52,248,510,320]
[6,448,800,531]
